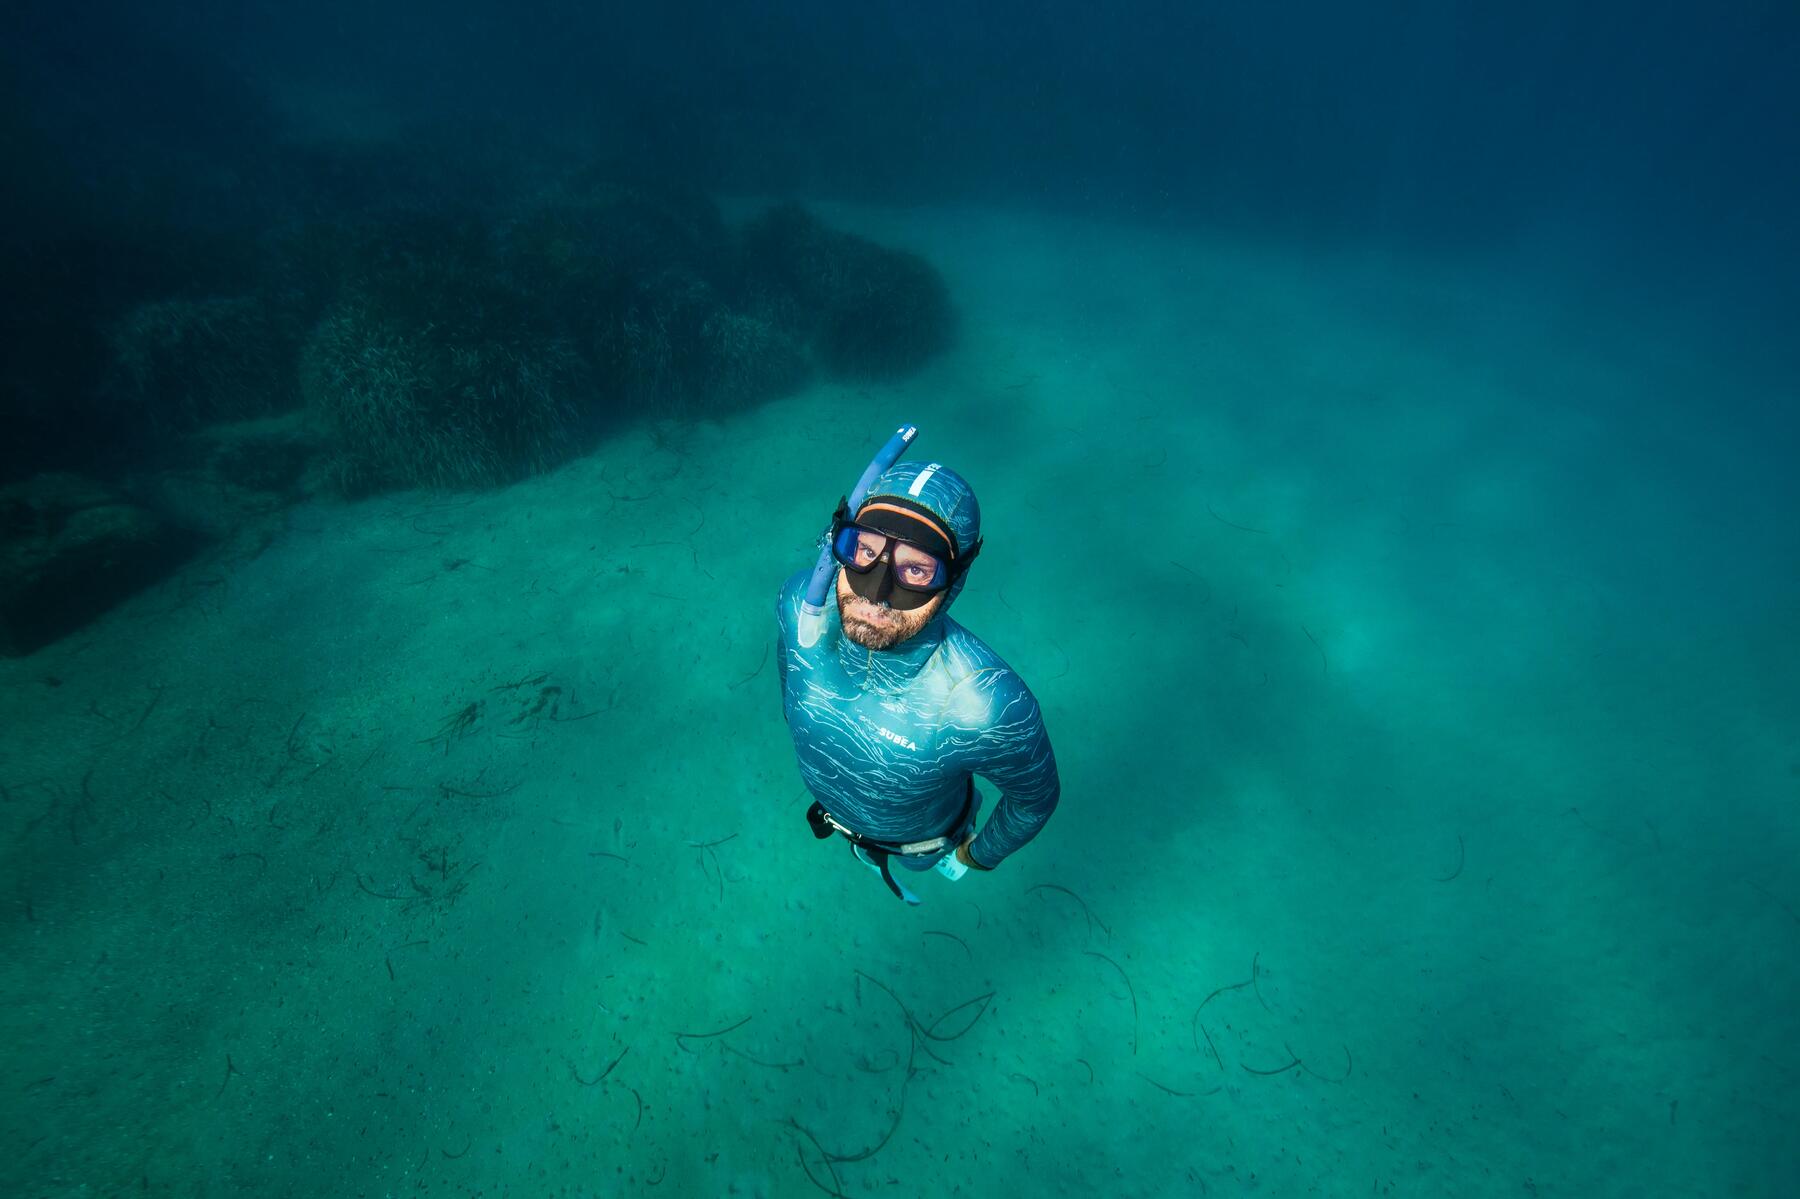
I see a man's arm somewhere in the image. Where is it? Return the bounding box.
[775,569,808,718]
[961,676,1060,868]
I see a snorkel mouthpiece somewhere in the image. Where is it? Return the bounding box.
[798,424,918,648]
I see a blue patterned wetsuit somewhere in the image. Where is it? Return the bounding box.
[776,461,1060,883]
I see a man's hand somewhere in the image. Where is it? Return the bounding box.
[956,838,993,871]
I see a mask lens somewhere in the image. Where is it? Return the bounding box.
[888,542,947,592]
[831,523,882,571]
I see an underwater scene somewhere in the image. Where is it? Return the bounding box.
[2,2,1796,1196]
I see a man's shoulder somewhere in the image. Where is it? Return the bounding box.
[937,620,1040,717]
[938,618,1010,674]
[776,569,810,629]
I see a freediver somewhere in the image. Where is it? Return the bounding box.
[776,426,1061,904]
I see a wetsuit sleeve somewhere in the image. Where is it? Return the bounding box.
[775,570,806,712]
[965,676,1060,867]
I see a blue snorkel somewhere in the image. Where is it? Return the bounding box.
[797,423,919,648]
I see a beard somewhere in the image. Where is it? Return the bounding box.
[836,570,942,650]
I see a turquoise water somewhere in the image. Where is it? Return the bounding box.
[3,5,1797,1197]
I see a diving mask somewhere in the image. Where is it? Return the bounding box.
[827,496,978,612]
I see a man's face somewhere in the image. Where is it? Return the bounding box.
[836,567,943,650]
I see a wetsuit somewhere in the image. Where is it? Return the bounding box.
[776,567,1060,876]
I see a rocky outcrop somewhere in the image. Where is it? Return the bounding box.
[0,474,196,657]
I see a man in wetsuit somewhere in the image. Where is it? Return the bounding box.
[777,457,1060,903]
